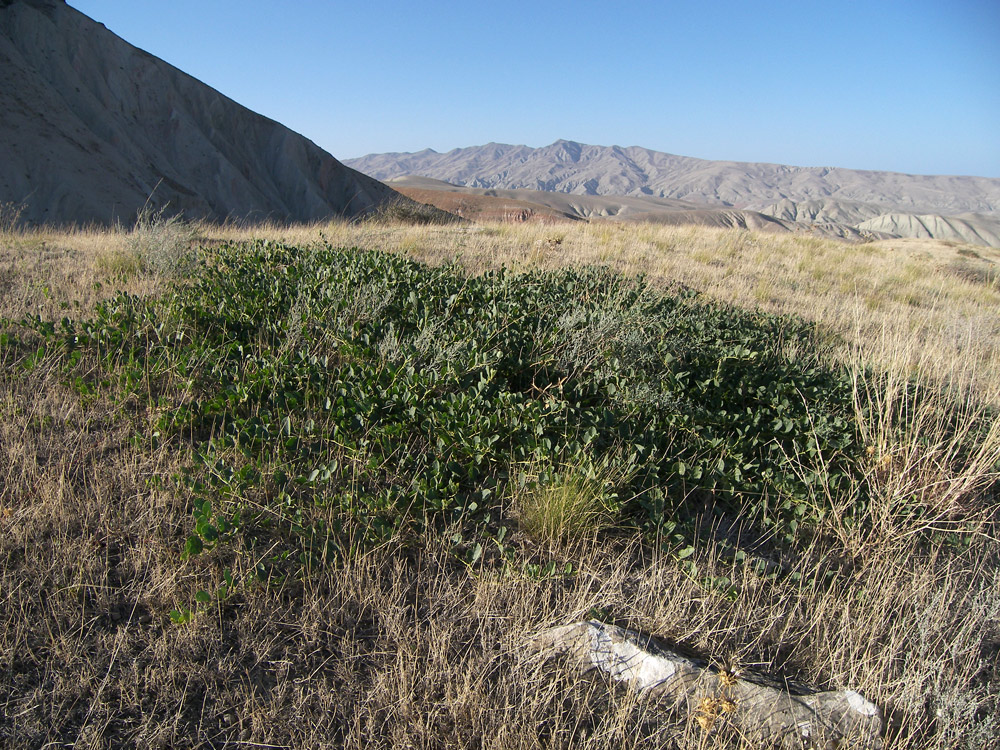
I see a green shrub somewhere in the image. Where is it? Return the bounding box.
[9,240,882,582]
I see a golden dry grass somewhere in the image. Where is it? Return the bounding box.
[1,217,998,748]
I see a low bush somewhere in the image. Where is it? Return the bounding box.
[126,202,198,277]
[4,240,994,593]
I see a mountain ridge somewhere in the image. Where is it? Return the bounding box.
[346,140,1000,217]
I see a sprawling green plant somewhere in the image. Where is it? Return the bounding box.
[5,240,879,583]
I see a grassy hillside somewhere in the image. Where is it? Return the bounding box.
[1,217,998,748]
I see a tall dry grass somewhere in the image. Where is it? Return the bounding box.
[1,217,997,748]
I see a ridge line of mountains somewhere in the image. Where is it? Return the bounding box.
[346,141,1000,247]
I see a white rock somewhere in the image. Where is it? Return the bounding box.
[533,620,883,748]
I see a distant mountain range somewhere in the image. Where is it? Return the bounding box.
[0,0,406,226]
[346,140,1000,214]
[347,141,1000,246]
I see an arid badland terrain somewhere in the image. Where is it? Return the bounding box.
[1,1,998,749]
[346,141,1000,247]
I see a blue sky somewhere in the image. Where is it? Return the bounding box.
[68,1,1000,177]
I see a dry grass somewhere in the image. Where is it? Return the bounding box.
[511,458,631,552]
[1,218,998,748]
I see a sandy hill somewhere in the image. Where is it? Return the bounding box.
[0,0,407,226]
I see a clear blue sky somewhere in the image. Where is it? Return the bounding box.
[68,0,1000,177]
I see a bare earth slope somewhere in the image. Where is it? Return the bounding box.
[857,212,1000,247]
[0,0,404,225]
[759,198,888,226]
[387,177,886,241]
[390,177,789,232]
[388,175,700,219]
